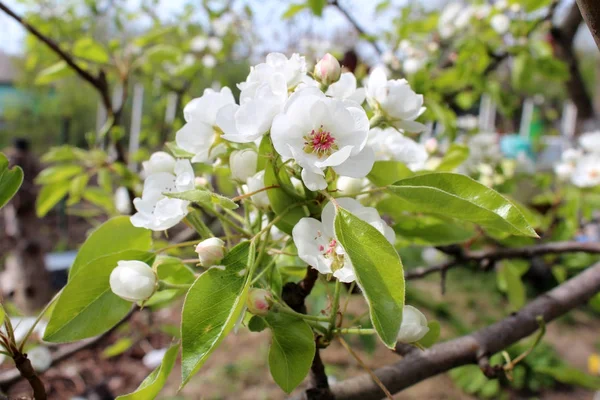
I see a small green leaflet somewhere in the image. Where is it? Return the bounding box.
[334,207,405,348]
[265,313,315,393]
[0,153,24,210]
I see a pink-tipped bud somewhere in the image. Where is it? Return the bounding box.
[314,53,341,85]
[246,288,272,316]
[195,237,226,267]
[424,138,438,154]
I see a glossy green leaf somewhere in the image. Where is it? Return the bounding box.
[180,241,253,388]
[83,187,116,213]
[248,315,267,332]
[387,173,538,237]
[44,250,155,343]
[367,160,413,186]
[436,144,469,172]
[418,320,440,348]
[335,208,405,348]
[70,216,153,278]
[117,343,179,400]
[393,215,476,246]
[0,153,23,210]
[36,180,70,217]
[72,37,110,64]
[34,61,73,85]
[265,313,315,393]
[261,136,307,234]
[307,0,327,16]
[102,337,134,358]
[146,257,196,308]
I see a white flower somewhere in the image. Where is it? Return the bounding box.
[337,176,365,196]
[246,170,270,208]
[397,305,429,343]
[216,53,307,144]
[195,237,226,267]
[271,87,373,191]
[110,260,157,302]
[230,149,258,182]
[325,72,366,104]
[366,67,426,133]
[27,346,52,372]
[403,57,425,74]
[292,198,394,283]
[246,288,272,316]
[202,54,217,69]
[490,14,510,34]
[421,247,448,266]
[190,36,207,52]
[142,348,168,369]
[368,127,428,171]
[314,53,341,85]
[579,131,600,154]
[571,155,600,187]
[176,87,235,163]
[554,148,582,181]
[142,151,176,175]
[131,159,195,231]
[207,37,223,53]
[114,186,131,215]
[439,2,464,38]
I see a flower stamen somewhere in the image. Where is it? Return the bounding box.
[303,125,338,158]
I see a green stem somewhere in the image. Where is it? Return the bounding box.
[274,304,330,322]
[334,328,377,335]
[222,207,247,226]
[202,205,252,237]
[18,290,61,352]
[327,279,342,340]
[184,212,214,238]
[155,239,200,253]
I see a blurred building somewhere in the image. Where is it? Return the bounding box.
[0,51,18,129]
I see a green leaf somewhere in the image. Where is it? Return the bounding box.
[307,0,327,16]
[70,216,153,278]
[535,365,600,390]
[282,3,307,19]
[44,250,155,343]
[498,263,526,310]
[265,313,315,393]
[0,304,5,326]
[368,160,413,186]
[418,320,440,348]
[436,144,469,172]
[393,215,476,246]
[117,343,179,400]
[165,189,238,210]
[146,257,196,307]
[180,241,253,388]
[0,153,24,210]
[72,37,110,64]
[334,207,405,348]
[387,173,538,238]
[375,0,391,14]
[261,136,307,235]
[248,315,267,332]
[83,187,116,212]
[145,44,182,64]
[102,337,134,358]
[34,61,73,85]
[36,180,70,217]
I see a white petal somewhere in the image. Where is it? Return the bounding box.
[301,168,328,191]
[333,146,375,178]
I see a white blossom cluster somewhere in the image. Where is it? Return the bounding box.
[555,131,600,188]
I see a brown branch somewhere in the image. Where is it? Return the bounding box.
[329,0,383,55]
[12,352,46,399]
[405,241,600,281]
[576,0,600,51]
[291,261,600,400]
[0,1,112,113]
[0,307,138,389]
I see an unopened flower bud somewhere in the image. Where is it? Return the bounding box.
[110,260,157,302]
[247,288,272,316]
[397,305,429,344]
[195,237,226,267]
[114,186,132,215]
[27,346,52,372]
[337,176,364,196]
[230,149,258,182]
[424,138,438,154]
[314,53,341,85]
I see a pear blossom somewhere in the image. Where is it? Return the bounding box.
[176,87,235,163]
[579,131,600,154]
[110,260,157,302]
[131,159,195,231]
[438,2,464,38]
[337,176,366,196]
[114,186,132,215]
[216,53,307,144]
[403,57,425,74]
[195,237,226,267]
[490,14,510,34]
[366,67,426,133]
[142,151,176,175]
[292,198,394,283]
[571,156,600,188]
[190,36,208,52]
[397,305,429,343]
[314,53,341,85]
[230,149,258,182]
[325,72,366,104]
[246,170,270,208]
[202,54,217,69]
[554,148,582,181]
[271,87,374,191]
[368,127,428,171]
[207,37,223,53]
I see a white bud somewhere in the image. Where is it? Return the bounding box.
[424,138,438,154]
[195,237,226,267]
[27,346,52,372]
[142,348,168,369]
[202,54,217,69]
[142,152,176,175]
[246,288,272,316]
[246,171,270,209]
[114,186,132,215]
[110,260,157,302]
[490,14,510,35]
[230,149,258,182]
[337,176,364,196]
[397,305,429,344]
[421,247,448,266]
[314,53,341,85]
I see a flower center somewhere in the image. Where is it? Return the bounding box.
[317,237,344,272]
[303,125,338,158]
[589,169,599,179]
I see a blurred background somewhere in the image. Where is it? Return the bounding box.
[1,0,600,399]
